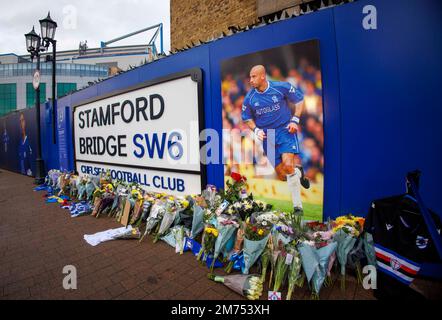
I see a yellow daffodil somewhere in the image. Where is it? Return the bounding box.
[181,200,189,208]
[204,227,219,237]
[258,229,264,236]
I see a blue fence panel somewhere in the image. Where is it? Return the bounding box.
[333,0,442,216]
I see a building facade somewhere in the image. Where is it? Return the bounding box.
[170,0,323,50]
[0,44,156,116]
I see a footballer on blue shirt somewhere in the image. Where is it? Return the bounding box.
[18,112,33,176]
[242,65,310,214]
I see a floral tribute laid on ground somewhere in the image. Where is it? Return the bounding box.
[34,169,376,300]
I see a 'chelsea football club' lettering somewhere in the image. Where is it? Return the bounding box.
[79,164,186,192]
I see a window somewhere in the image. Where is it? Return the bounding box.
[0,83,17,116]
[57,82,77,98]
[26,83,46,108]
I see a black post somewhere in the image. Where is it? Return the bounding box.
[34,54,45,184]
[52,40,57,144]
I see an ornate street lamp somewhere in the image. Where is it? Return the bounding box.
[25,26,46,184]
[39,12,57,42]
[40,12,58,144]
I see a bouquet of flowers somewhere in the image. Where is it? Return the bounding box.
[278,210,305,239]
[94,183,115,218]
[286,246,302,300]
[233,199,273,221]
[298,240,337,299]
[91,187,104,216]
[308,230,334,249]
[306,221,328,232]
[172,225,186,254]
[68,175,79,200]
[76,176,88,201]
[210,216,239,272]
[242,218,271,274]
[110,185,129,218]
[272,241,290,292]
[99,169,112,186]
[225,223,245,273]
[47,169,62,189]
[201,184,218,208]
[128,188,145,224]
[220,172,248,204]
[190,202,207,238]
[139,200,166,242]
[133,195,154,227]
[153,197,178,243]
[208,273,263,300]
[160,225,188,254]
[85,178,98,201]
[260,243,271,283]
[196,224,219,263]
[332,214,365,290]
[174,196,194,229]
[58,173,71,196]
[332,214,365,236]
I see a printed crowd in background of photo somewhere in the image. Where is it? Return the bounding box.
[221,40,324,220]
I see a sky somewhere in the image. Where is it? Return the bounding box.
[0,0,170,55]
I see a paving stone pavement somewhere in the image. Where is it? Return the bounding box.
[0,169,375,300]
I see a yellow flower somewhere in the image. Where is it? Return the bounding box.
[205,227,219,237]
[181,200,189,208]
[258,229,264,236]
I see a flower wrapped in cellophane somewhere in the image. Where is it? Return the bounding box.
[160,225,189,254]
[298,240,337,299]
[128,188,145,224]
[139,200,166,242]
[332,214,364,290]
[225,199,273,221]
[242,218,271,274]
[209,216,239,272]
[196,224,218,263]
[225,223,245,273]
[133,195,154,227]
[190,200,207,238]
[272,240,290,293]
[208,273,263,300]
[173,196,194,229]
[153,197,178,243]
[286,246,302,300]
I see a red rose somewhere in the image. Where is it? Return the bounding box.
[231,172,242,182]
[307,221,319,228]
[252,226,257,232]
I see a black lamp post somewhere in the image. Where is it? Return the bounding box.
[39,12,57,144]
[25,26,46,184]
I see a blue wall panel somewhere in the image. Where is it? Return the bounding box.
[208,8,342,218]
[333,0,442,216]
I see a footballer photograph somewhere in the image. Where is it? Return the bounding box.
[222,40,324,221]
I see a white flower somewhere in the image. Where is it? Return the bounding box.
[303,240,316,247]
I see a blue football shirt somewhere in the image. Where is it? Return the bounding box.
[18,135,32,175]
[241,80,304,129]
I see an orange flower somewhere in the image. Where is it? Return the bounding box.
[355,217,365,230]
